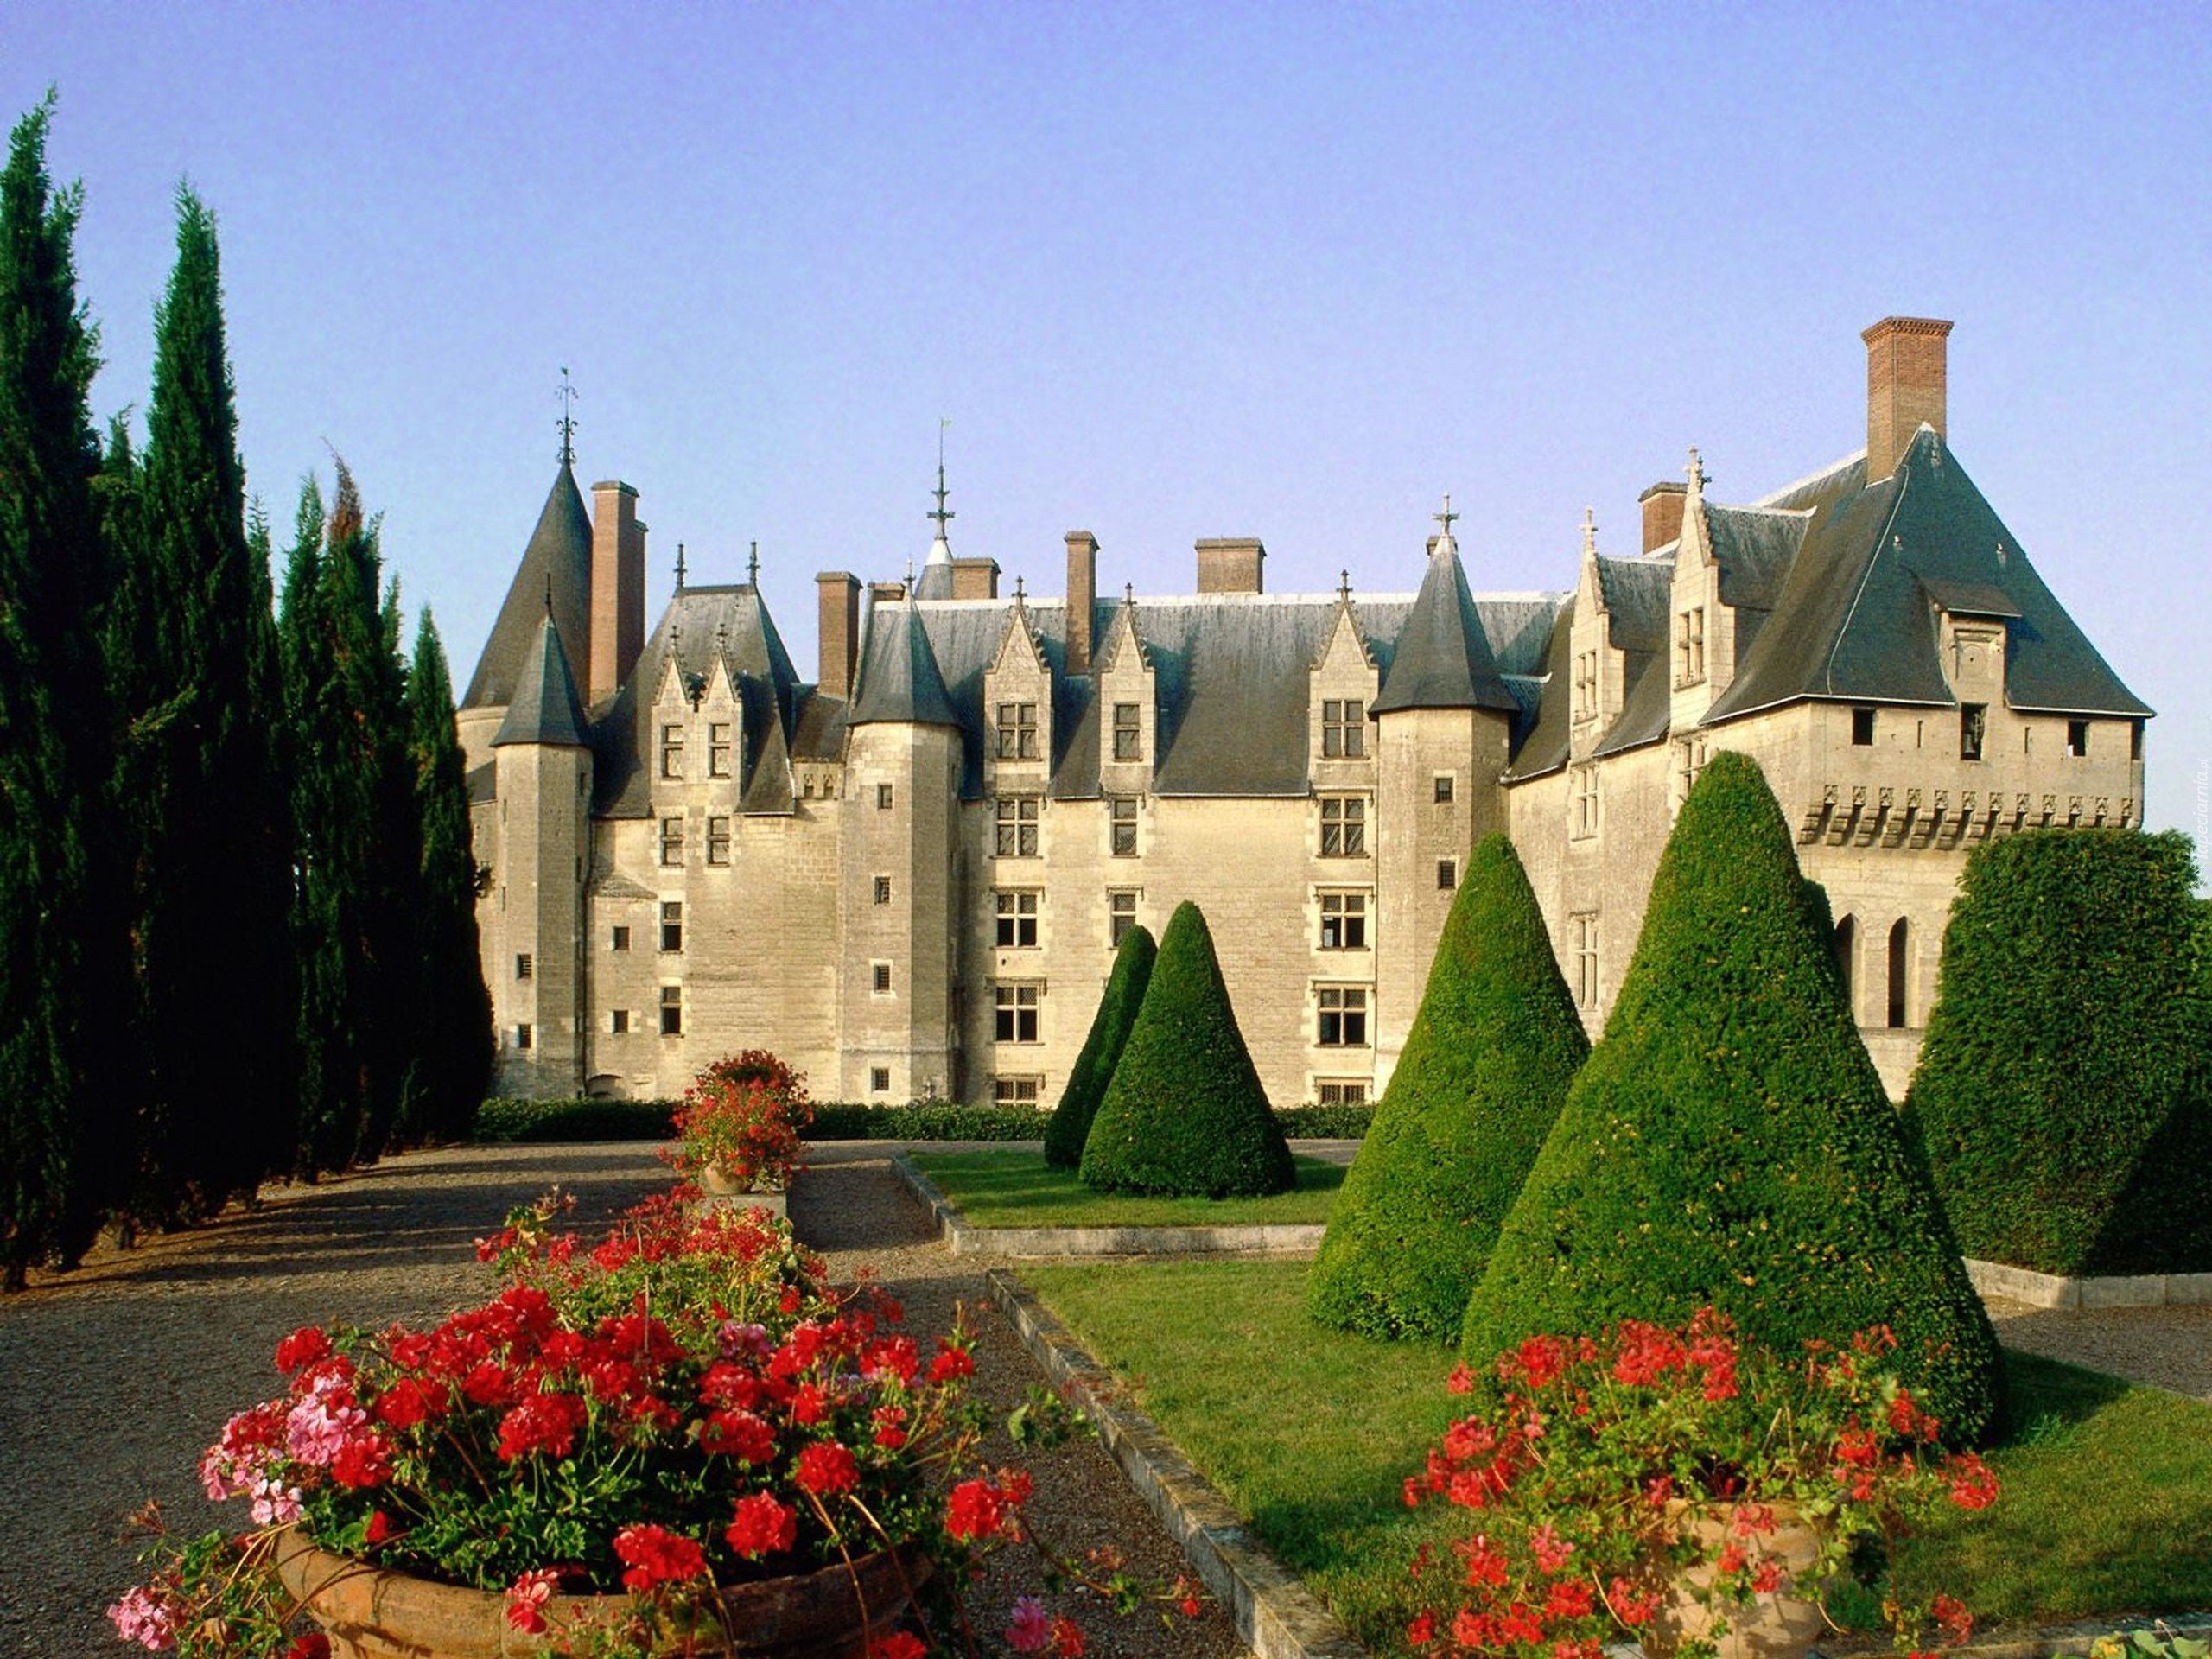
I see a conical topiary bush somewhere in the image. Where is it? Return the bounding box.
[1462,751,2003,1443]
[1043,923,1157,1169]
[1307,835,1589,1341]
[1079,900,1295,1197]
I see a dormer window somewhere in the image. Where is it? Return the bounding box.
[707,721,733,778]
[1676,607,1706,685]
[1573,650,1599,721]
[1320,699,1365,759]
[995,702,1039,760]
[659,722,684,779]
[1112,702,1142,761]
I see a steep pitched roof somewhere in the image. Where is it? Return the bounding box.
[1370,537,1522,715]
[848,600,962,730]
[491,613,590,748]
[1502,596,1578,780]
[463,465,594,709]
[1592,554,1674,653]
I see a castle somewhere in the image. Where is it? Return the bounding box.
[458,318,2150,1105]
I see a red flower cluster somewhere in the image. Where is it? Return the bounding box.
[611,1523,708,1591]
[945,1471,1033,1543]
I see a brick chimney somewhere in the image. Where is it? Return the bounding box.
[816,571,860,701]
[950,556,1000,600]
[1196,537,1264,594]
[1637,481,1687,554]
[589,480,645,704]
[1065,531,1097,674]
[1863,316,1953,481]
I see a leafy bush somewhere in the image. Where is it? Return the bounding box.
[1275,1103,1375,1139]
[1463,751,2003,1444]
[1043,925,1157,1168]
[1080,901,1295,1197]
[810,1102,1048,1141]
[671,1050,812,1192]
[470,1098,677,1143]
[1909,831,2209,1275]
[1309,835,1589,1341]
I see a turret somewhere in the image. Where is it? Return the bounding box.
[459,461,594,773]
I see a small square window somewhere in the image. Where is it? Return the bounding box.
[706,815,731,865]
[1316,1079,1368,1105]
[995,796,1040,857]
[870,1066,892,1095]
[611,1009,631,1034]
[995,889,1039,948]
[872,962,893,995]
[660,901,683,953]
[877,783,894,810]
[1437,859,1457,890]
[2065,719,2089,758]
[515,1022,532,1051]
[1109,890,1139,947]
[1851,707,1876,747]
[611,925,631,952]
[994,1076,1042,1106]
[1109,797,1138,856]
[1319,891,1367,950]
[1433,774,1454,804]
[1317,986,1369,1047]
[659,986,683,1036]
[515,952,533,981]
[994,983,1041,1043]
[874,874,892,906]
[1319,795,1365,856]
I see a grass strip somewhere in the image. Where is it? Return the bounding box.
[911,1150,1343,1228]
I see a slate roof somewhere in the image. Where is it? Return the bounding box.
[1502,597,1578,780]
[1370,536,1523,715]
[1592,555,1674,653]
[848,599,963,731]
[592,584,808,817]
[1704,429,2151,723]
[463,465,594,709]
[491,614,590,748]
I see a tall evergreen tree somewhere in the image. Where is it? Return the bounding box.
[1042,923,1155,1169]
[402,611,493,1141]
[114,186,296,1218]
[0,96,130,1286]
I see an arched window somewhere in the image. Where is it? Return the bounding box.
[1886,918,1910,1028]
[1833,915,1857,1017]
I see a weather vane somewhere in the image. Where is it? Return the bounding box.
[1434,493,1459,537]
[748,540,760,586]
[556,367,578,467]
[928,417,955,539]
[675,542,687,592]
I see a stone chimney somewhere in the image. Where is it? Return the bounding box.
[1863,315,1953,481]
[950,556,1000,600]
[589,480,645,705]
[869,580,907,606]
[1196,537,1265,594]
[1638,481,1687,554]
[1065,531,1097,674]
[816,571,860,701]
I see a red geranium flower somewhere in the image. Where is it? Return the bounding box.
[726,1491,798,1559]
[794,1440,860,1497]
[611,1523,707,1591]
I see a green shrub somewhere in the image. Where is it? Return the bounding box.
[1309,835,1589,1341]
[469,1098,677,1143]
[807,1102,1046,1141]
[1463,751,2003,1443]
[1910,831,2209,1275]
[1043,925,1157,1168]
[1080,900,1295,1197]
[1275,1103,1375,1138]
[472,1097,1051,1144]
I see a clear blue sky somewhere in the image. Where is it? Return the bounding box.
[10,2,2209,856]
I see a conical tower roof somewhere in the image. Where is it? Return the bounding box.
[848,598,962,728]
[1371,522,1519,715]
[463,464,594,709]
[492,613,590,748]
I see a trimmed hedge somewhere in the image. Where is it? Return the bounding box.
[810,1102,1047,1141]
[1043,924,1157,1168]
[1463,751,2003,1443]
[1909,830,2209,1275]
[1308,835,1589,1341]
[471,1098,677,1143]
[471,1098,1048,1144]
[1275,1103,1375,1139]
[1080,900,1296,1197]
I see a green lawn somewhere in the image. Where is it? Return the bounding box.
[909,1150,1343,1227]
[1024,1259,2212,1656]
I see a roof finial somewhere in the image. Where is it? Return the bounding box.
[675,542,688,593]
[747,540,760,586]
[1123,581,1135,607]
[1338,569,1352,601]
[1013,573,1027,602]
[556,366,578,468]
[1433,493,1459,548]
[1581,505,1598,559]
[927,417,955,543]
[1686,447,1705,503]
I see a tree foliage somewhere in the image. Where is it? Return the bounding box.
[1463,751,2002,1443]
[1043,924,1156,1169]
[1309,835,1589,1341]
[1909,829,2208,1275]
[1079,901,1294,1198]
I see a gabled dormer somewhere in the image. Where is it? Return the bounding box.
[1666,448,1734,734]
[983,585,1053,794]
[647,638,704,797]
[1309,577,1380,785]
[1093,591,1156,795]
[1566,511,1630,759]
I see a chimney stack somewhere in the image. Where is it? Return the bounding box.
[1065,531,1097,674]
[1637,481,1687,554]
[1863,316,1953,481]
[589,480,645,705]
[1195,537,1265,594]
[816,571,860,701]
[950,556,1000,601]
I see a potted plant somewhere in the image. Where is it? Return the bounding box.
[111,1186,1199,1657]
[1397,1309,2000,1659]
[674,1052,813,1215]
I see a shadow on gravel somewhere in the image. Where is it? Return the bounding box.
[791,1154,938,1253]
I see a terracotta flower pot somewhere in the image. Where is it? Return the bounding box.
[696,1164,791,1222]
[1642,1504,1827,1659]
[273,1527,928,1659]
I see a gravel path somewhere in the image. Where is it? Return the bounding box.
[0,1141,1246,1659]
[1984,1297,2212,1401]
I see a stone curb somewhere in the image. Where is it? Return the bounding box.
[1965,1258,2212,1311]
[890,1151,1325,1259]
[1816,1611,2212,1659]
[982,1268,1370,1659]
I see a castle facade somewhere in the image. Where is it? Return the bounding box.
[458,319,2150,1105]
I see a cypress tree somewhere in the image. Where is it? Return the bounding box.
[1309,835,1589,1341]
[116,186,296,1218]
[1080,901,1295,1197]
[0,97,130,1286]
[1042,924,1156,1168]
[1463,752,2002,1443]
[403,611,493,1141]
